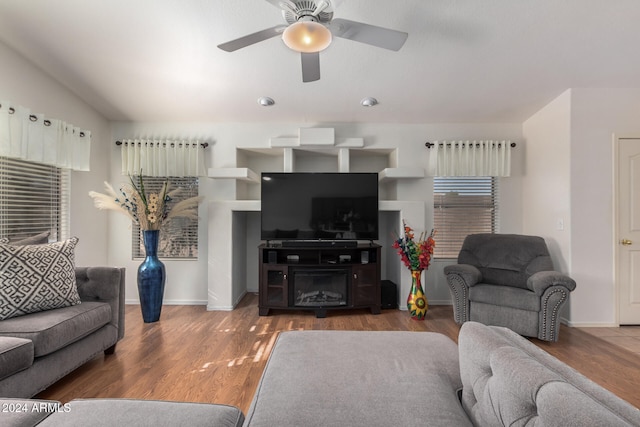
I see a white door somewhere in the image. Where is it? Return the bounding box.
[617,138,640,324]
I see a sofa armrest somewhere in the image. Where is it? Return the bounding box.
[75,267,126,341]
[444,264,482,324]
[444,264,482,286]
[527,271,576,295]
[0,399,60,426]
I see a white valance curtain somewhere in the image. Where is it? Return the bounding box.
[0,101,91,171]
[120,139,206,177]
[427,140,512,177]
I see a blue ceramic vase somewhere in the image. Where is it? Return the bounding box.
[137,230,166,323]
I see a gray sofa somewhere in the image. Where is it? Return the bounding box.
[2,321,639,426]
[0,398,244,427]
[0,267,125,398]
[244,322,640,426]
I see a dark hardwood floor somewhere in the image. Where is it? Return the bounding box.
[37,293,640,412]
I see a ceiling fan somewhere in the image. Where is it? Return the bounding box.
[217,0,408,82]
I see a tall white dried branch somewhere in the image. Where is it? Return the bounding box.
[88,182,137,222]
[166,196,203,221]
[89,178,202,231]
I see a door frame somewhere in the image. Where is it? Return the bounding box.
[613,134,622,326]
[613,134,640,326]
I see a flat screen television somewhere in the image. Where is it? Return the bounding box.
[261,172,379,241]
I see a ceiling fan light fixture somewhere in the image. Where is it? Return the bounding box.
[282,20,332,53]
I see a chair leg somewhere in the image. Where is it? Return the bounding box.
[104,344,117,355]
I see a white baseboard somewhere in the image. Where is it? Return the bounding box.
[206,290,248,311]
[429,300,454,306]
[564,320,619,328]
[398,301,452,311]
[561,315,620,327]
[125,299,207,305]
[205,305,235,311]
[125,295,451,311]
[233,290,247,309]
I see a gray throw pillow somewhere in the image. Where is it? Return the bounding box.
[10,231,51,245]
[0,231,50,245]
[0,237,81,320]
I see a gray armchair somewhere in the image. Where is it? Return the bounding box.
[444,234,576,342]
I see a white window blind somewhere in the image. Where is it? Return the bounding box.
[434,177,498,258]
[132,176,199,259]
[0,156,69,242]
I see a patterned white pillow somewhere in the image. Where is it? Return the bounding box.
[0,237,81,320]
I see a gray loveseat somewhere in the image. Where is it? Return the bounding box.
[0,267,125,398]
[243,322,640,426]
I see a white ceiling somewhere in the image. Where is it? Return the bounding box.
[1,0,639,124]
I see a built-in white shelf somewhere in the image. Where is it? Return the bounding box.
[208,138,424,184]
[207,167,260,183]
[208,166,425,184]
[379,167,425,182]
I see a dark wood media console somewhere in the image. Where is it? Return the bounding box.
[258,243,381,318]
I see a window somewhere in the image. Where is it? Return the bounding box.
[0,156,69,242]
[433,177,498,258]
[132,176,199,259]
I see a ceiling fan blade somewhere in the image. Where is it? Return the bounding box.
[328,18,408,51]
[217,25,286,52]
[301,52,320,82]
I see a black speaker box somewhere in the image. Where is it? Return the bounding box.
[380,280,398,309]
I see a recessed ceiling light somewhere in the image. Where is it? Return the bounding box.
[361,97,378,107]
[258,97,275,107]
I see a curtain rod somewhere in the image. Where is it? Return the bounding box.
[115,140,209,148]
[0,104,86,137]
[425,141,516,148]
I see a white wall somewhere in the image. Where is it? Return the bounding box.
[0,41,111,266]
[569,88,640,326]
[6,36,640,324]
[522,90,572,271]
[522,88,640,326]
[111,122,523,307]
[0,38,524,311]
[522,90,572,321]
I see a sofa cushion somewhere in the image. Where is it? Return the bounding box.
[0,398,60,426]
[458,234,554,289]
[0,301,111,357]
[244,330,471,427]
[37,399,245,427]
[0,337,33,380]
[0,237,81,320]
[469,283,540,311]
